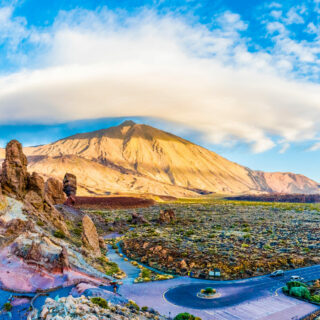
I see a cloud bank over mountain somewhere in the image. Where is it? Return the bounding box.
[1,2,320,153]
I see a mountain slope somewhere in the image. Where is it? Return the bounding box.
[1,121,319,196]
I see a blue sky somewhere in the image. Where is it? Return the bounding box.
[1,0,320,181]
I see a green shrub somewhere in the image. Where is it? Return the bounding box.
[3,303,12,312]
[286,281,307,290]
[289,286,311,300]
[73,227,82,236]
[91,297,108,309]
[126,300,140,311]
[203,287,216,294]
[141,268,152,278]
[282,286,289,293]
[37,221,44,227]
[53,230,66,239]
[311,295,320,303]
[141,306,148,312]
[174,313,201,320]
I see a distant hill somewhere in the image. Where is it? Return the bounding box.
[0,120,319,196]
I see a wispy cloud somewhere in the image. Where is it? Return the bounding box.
[0,3,320,153]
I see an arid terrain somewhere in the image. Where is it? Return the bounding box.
[1,121,319,197]
[84,199,320,280]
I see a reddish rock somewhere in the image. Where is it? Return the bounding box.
[45,177,66,205]
[82,215,100,257]
[159,209,175,224]
[64,195,76,207]
[1,140,29,198]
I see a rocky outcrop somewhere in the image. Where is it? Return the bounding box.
[12,234,71,273]
[63,173,77,206]
[131,212,148,225]
[159,209,175,224]
[45,177,66,205]
[0,139,69,237]
[32,295,169,320]
[1,140,28,198]
[25,172,45,210]
[82,215,100,257]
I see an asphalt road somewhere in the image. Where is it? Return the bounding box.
[164,265,320,309]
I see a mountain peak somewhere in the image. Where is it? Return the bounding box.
[120,120,136,127]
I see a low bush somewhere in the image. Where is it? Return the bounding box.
[3,303,12,312]
[286,281,307,290]
[289,286,311,300]
[203,287,216,295]
[174,313,202,320]
[126,300,140,311]
[53,230,66,239]
[91,297,108,309]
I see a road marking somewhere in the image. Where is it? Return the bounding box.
[274,286,283,297]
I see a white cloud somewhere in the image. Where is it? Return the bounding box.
[309,142,320,151]
[0,7,320,153]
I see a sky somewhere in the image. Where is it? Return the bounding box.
[0,0,320,180]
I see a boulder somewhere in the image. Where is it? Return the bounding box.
[131,212,148,225]
[82,215,101,257]
[159,209,175,224]
[1,140,28,198]
[45,177,66,205]
[99,237,106,250]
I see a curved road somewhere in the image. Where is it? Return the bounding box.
[113,245,320,320]
[165,264,320,310]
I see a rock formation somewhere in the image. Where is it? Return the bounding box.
[45,177,66,205]
[1,140,28,198]
[82,215,100,257]
[63,173,77,206]
[131,212,148,225]
[0,140,69,236]
[13,235,70,273]
[159,209,175,224]
[25,172,45,210]
[99,237,106,250]
[59,246,70,272]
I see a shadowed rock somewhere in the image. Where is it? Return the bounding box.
[63,173,77,197]
[63,173,77,206]
[45,177,66,205]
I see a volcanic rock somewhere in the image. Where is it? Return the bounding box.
[45,177,66,205]
[1,140,29,198]
[159,209,175,224]
[82,215,101,257]
[99,237,106,250]
[131,212,148,225]
[59,246,70,271]
[63,173,77,197]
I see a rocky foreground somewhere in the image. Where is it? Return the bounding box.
[30,295,168,320]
